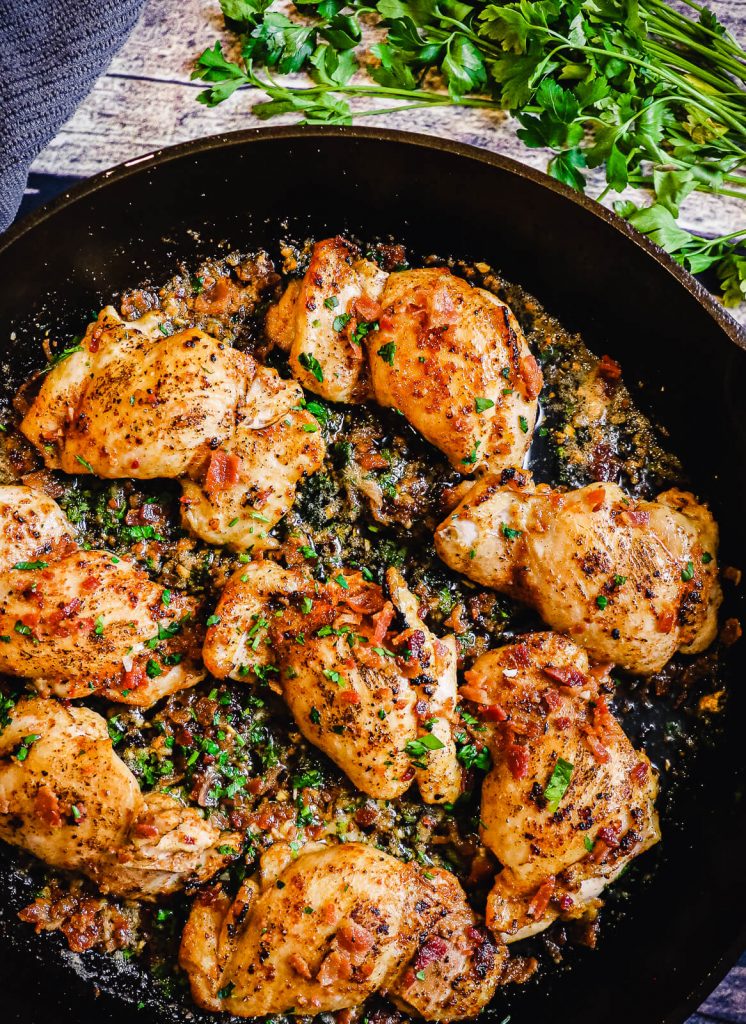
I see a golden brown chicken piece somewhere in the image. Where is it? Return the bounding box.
[203,563,461,804]
[0,484,202,706]
[266,236,387,404]
[180,840,506,1019]
[0,697,239,898]
[435,474,721,674]
[0,485,75,573]
[369,269,542,472]
[459,633,660,942]
[19,307,324,550]
[180,365,325,552]
[0,548,203,706]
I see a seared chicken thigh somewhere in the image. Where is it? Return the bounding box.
[0,486,74,572]
[203,563,462,804]
[459,633,659,941]
[266,236,387,403]
[180,365,325,551]
[180,840,506,1018]
[19,308,324,549]
[0,485,202,705]
[0,697,239,898]
[435,475,721,674]
[267,240,542,476]
[369,269,542,472]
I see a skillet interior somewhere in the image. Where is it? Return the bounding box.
[0,127,744,1024]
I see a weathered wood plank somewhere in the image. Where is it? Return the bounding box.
[28,0,746,324]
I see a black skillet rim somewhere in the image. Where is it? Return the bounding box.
[1,123,745,1024]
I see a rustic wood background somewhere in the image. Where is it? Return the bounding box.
[21,1,746,1018]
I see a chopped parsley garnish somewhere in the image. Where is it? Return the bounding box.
[301,597,314,614]
[461,441,481,466]
[15,733,41,762]
[377,341,396,366]
[323,295,339,309]
[613,574,627,587]
[596,595,609,609]
[299,352,324,382]
[206,614,221,627]
[351,319,379,345]
[405,734,445,768]
[12,560,48,571]
[681,561,695,582]
[146,659,163,678]
[310,707,321,725]
[333,312,352,332]
[94,616,104,636]
[519,415,529,433]
[544,757,574,813]
[75,455,94,473]
[475,397,494,413]
[702,552,713,564]
[456,740,491,772]
[335,574,349,589]
[500,523,522,540]
[584,835,595,853]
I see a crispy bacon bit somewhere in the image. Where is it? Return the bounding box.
[584,732,610,764]
[458,682,491,705]
[82,575,98,591]
[527,877,556,919]
[288,952,313,980]
[507,643,531,669]
[585,486,606,512]
[618,509,650,528]
[133,821,160,839]
[352,294,381,322]
[121,662,146,691]
[337,921,375,955]
[371,601,395,644]
[318,949,353,985]
[656,609,675,634]
[204,451,242,495]
[49,597,82,625]
[506,741,529,779]
[34,786,62,828]
[344,583,385,617]
[597,354,622,381]
[519,354,543,400]
[720,617,742,646]
[401,766,416,782]
[543,664,586,687]
[542,688,561,711]
[481,703,508,722]
[630,761,649,784]
[339,689,361,705]
[559,893,575,911]
[592,695,614,742]
[413,935,448,971]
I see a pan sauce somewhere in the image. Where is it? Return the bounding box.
[0,236,730,1022]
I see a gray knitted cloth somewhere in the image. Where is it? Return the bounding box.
[0,0,146,230]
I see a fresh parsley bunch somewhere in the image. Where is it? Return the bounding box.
[193,0,746,305]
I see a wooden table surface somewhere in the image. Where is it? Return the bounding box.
[22,1,746,1018]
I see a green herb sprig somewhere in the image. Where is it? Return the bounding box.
[193,0,746,304]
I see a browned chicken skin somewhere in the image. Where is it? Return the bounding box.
[19,308,325,551]
[460,633,659,941]
[435,474,721,674]
[370,268,542,472]
[0,485,203,706]
[0,697,240,899]
[203,562,462,804]
[180,840,507,1019]
[266,240,542,474]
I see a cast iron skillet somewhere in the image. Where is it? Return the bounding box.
[0,126,744,1024]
